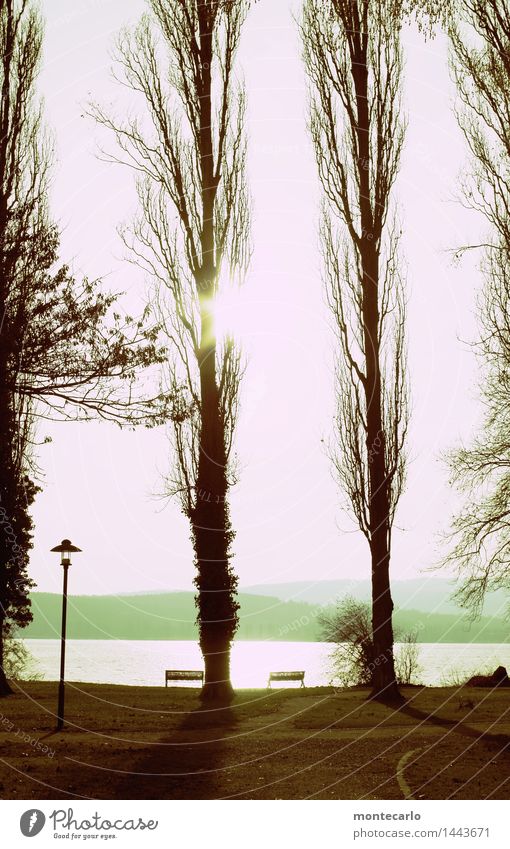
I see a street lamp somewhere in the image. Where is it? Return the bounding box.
[51,538,82,731]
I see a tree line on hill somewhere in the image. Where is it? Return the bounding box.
[22,591,510,644]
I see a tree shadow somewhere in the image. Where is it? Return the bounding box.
[367,690,406,709]
[396,695,510,748]
[112,701,239,800]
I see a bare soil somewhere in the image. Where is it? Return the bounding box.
[0,682,508,800]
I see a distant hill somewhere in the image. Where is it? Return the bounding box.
[241,578,510,618]
[25,592,321,642]
[23,589,510,643]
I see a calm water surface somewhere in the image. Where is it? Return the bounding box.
[21,640,510,688]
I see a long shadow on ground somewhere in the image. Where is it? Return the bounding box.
[394,691,510,798]
[112,703,239,800]
[397,693,510,747]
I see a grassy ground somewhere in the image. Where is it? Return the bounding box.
[0,681,509,800]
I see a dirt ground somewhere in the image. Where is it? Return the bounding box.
[0,681,508,800]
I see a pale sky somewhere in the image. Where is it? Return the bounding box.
[30,0,483,596]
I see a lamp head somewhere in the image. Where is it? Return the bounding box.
[51,539,82,566]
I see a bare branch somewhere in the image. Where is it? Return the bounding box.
[442,0,510,618]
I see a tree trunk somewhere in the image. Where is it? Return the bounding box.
[363,297,400,701]
[0,2,34,700]
[362,262,399,700]
[192,454,236,703]
[0,26,12,699]
[193,312,237,702]
[0,613,13,696]
[0,354,14,698]
[351,36,401,702]
[201,636,234,703]
[191,7,239,702]
[370,529,400,701]
[193,453,236,703]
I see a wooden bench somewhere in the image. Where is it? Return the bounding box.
[267,670,305,688]
[165,670,204,687]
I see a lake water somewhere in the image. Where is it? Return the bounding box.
[20,640,510,688]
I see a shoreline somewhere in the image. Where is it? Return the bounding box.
[19,636,510,644]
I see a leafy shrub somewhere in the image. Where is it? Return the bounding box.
[4,635,41,681]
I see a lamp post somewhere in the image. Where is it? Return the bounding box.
[51,539,81,731]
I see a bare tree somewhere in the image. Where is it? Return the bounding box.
[320,596,421,687]
[442,0,510,618]
[395,631,422,687]
[92,0,251,700]
[320,596,376,686]
[302,0,409,701]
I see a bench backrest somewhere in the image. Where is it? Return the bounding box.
[269,671,305,681]
[165,670,204,681]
